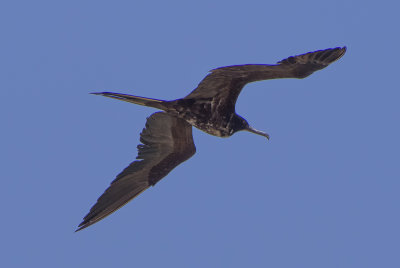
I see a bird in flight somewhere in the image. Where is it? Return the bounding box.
[76,47,346,231]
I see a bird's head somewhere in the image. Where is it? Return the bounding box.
[231,115,270,140]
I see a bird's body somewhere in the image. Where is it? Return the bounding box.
[150,98,244,137]
[77,47,346,231]
[96,91,255,138]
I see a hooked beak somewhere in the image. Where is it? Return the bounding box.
[246,126,270,140]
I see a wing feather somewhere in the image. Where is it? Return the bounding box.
[184,47,346,109]
[76,112,195,231]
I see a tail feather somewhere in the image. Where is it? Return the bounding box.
[91,92,166,110]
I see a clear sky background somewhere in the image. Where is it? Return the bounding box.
[1,0,399,267]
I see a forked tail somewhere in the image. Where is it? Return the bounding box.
[91,92,166,110]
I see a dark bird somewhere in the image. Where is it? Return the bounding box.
[76,47,346,231]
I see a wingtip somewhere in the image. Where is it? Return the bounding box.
[75,222,89,232]
[328,46,347,63]
[277,46,347,65]
[336,46,347,58]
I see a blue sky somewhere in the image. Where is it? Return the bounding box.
[1,0,399,267]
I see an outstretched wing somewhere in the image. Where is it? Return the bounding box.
[76,112,196,231]
[184,47,346,112]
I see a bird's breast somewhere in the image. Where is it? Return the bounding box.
[166,99,233,137]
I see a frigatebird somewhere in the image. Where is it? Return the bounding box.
[76,47,346,231]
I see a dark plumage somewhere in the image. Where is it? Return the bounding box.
[76,47,346,231]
